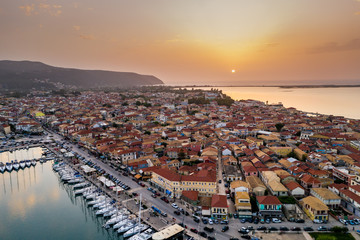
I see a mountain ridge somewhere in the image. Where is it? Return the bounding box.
[0,60,163,90]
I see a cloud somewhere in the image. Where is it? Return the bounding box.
[19,3,62,16]
[308,38,360,54]
[265,42,279,48]
[79,34,94,40]
[38,3,51,10]
[73,25,81,31]
[19,4,37,16]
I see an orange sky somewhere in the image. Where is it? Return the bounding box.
[1,0,360,85]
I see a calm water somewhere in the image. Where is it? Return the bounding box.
[200,87,360,120]
[0,147,44,163]
[0,151,121,240]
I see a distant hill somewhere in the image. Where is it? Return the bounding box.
[0,60,163,90]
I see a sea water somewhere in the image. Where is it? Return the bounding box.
[0,149,122,240]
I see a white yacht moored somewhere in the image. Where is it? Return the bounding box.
[19,160,26,169]
[128,228,154,240]
[112,218,130,229]
[124,224,149,238]
[117,221,137,233]
[31,160,37,166]
[25,160,32,167]
[12,161,20,170]
[5,162,13,172]
[0,162,5,173]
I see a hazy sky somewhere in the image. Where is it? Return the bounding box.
[1,0,360,85]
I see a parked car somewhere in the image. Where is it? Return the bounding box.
[291,227,301,231]
[272,218,281,223]
[220,220,228,225]
[257,226,267,231]
[151,194,157,198]
[174,210,181,215]
[208,219,214,225]
[221,226,229,232]
[171,203,178,209]
[204,226,214,232]
[160,196,169,203]
[199,232,207,238]
[193,217,200,223]
[190,228,198,233]
[238,227,249,234]
[268,227,278,231]
[317,226,327,231]
[280,226,289,231]
[303,227,314,232]
[295,219,305,223]
[161,212,167,217]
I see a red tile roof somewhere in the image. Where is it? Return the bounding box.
[285,181,304,191]
[301,174,321,184]
[256,195,282,205]
[182,190,199,201]
[211,194,228,208]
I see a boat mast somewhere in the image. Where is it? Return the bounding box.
[138,194,142,233]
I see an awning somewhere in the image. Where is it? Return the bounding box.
[112,186,123,193]
[97,176,115,187]
[134,174,142,179]
[81,165,96,174]
[202,209,211,216]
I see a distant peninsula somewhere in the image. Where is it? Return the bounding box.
[169,84,360,89]
[0,60,163,90]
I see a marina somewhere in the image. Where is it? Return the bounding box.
[0,147,156,240]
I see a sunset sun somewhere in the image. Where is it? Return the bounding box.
[231,69,236,73]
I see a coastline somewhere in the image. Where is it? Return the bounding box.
[167,84,360,89]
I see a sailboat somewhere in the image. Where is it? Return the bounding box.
[0,162,5,173]
[13,160,20,171]
[122,194,148,237]
[6,162,13,172]
[19,160,26,169]
[128,228,154,240]
[123,224,149,238]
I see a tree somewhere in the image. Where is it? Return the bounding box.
[287,150,297,159]
[330,226,348,234]
[275,123,285,132]
[178,149,186,160]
